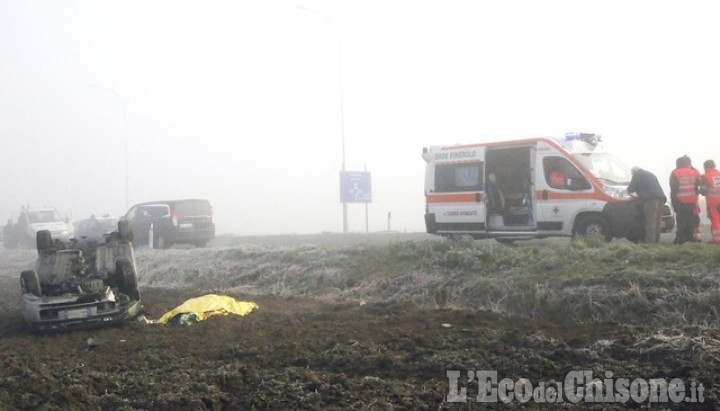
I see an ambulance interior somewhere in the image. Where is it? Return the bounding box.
[485,147,536,231]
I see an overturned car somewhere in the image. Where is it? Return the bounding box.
[20,221,142,331]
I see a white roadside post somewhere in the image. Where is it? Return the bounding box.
[149,223,154,249]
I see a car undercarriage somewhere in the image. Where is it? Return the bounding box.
[20,221,143,331]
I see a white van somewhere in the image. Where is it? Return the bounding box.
[3,206,75,248]
[422,133,673,242]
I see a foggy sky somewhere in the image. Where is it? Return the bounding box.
[1,0,719,235]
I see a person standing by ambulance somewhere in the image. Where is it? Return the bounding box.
[700,159,720,244]
[628,167,667,243]
[670,155,701,244]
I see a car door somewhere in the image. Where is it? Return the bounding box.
[427,150,486,234]
[536,154,592,233]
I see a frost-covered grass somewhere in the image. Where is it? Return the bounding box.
[3,239,720,328]
[128,239,720,328]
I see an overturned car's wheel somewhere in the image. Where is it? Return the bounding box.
[118,220,134,243]
[21,270,42,296]
[116,258,140,301]
[36,230,53,255]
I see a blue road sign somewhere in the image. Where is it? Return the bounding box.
[340,171,372,203]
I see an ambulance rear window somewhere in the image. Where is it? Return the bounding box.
[435,162,484,192]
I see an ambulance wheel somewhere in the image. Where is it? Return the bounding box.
[21,270,42,296]
[575,215,612,242]
[446,234,472,242]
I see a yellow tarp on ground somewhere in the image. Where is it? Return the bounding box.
[157,294,258,324]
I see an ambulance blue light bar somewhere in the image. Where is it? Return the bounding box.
[565,132,601,145]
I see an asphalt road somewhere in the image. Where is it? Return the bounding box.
[2,225,711,250]
[209,225,713,248]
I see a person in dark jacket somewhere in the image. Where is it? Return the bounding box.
[628,167,667,243]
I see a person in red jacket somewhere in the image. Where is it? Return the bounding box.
[700,159,720,244]
[669,155,701,244]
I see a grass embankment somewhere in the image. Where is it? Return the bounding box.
[135,239,720,328]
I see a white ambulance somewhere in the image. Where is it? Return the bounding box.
[422,133,672,242]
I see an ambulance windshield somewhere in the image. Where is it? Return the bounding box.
[572,152,632,185]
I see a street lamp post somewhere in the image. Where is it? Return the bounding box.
[295,5,349,233]
[89,85,145,210]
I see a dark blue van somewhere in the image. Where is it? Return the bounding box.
[123,199,215,248]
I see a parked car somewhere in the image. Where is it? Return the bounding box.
[74,215,120,240]
[123,199,215,248]
[20,221,142,331]
[4,206,75,249]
